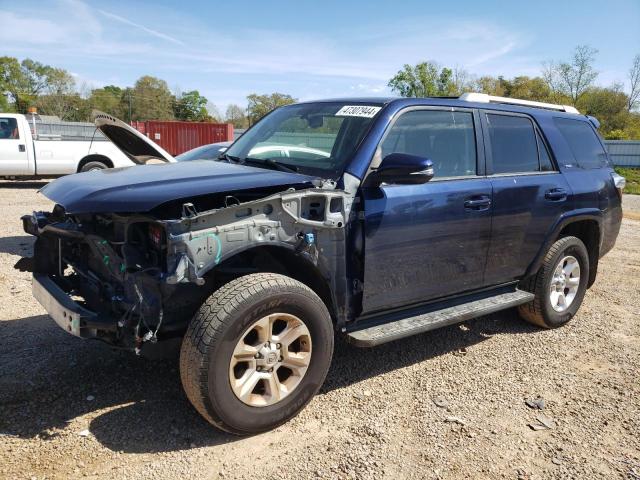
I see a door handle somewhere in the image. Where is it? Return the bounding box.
[18,144,26,152]
[464,196,491,211]
[544,188,567,201]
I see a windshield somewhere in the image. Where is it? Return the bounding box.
[224,102,383,179]
[176,143,228,162]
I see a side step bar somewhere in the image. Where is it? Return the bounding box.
[347,289,534,347]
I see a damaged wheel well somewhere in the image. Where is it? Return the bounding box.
[209,245,337,322]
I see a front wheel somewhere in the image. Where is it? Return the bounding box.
[179,273,334,435]
[518,236,589,328]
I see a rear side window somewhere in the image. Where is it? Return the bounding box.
[381,110,477,178]
[553,117,608,168]
[486,114,539,174]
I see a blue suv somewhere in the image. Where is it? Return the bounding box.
[21,94,624,434]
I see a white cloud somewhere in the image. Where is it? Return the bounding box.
[0,1,539,105]
[97,9,185,46]
[350,83,388,94]
[0,12,66,45]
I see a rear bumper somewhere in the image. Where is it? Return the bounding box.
[33,273,112,339]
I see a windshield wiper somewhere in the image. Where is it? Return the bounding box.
[218,153,299,173]
[243,157,299,173]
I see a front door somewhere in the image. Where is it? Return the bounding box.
[0,116,29,175]
[361,108,492,314]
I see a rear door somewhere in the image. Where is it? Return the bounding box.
[0,116,30,175]
[361,107,493,314]
[481,111,572,285]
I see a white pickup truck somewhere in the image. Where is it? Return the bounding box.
[0,113,171,177]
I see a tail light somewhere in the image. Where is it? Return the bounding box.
[148,223,164,249]
[611,172,626,198]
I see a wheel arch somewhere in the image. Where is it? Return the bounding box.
[77,154,113,172]
[525,210,602,288]
[207,244,338,322]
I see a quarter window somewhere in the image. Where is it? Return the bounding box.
[486,114,539,174]
[381,110,477,178]
[553,117,608,169]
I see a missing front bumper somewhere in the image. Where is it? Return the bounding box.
[32,273,113,339]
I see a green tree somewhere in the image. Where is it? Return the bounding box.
[173,90,209,121]
[473,75,507,96]
[131,75,174,121]
[437,68,458,96]
[0,57,43,112]
[89,85,126,118]
[225,104,247,128]
[544,45,599,105]
[388,62,457,97]
[0,92,10,112]
[578,85,631,138]
[503,76,553,102]
[34,67,79,120]
[0,57,82,116]
[246,92,296,125]
[0,57,22,112]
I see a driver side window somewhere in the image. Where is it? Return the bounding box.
[381,110,477,178]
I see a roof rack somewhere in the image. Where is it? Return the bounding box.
[459,92,580,114]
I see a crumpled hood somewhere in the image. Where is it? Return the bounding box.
[40,160,318,214]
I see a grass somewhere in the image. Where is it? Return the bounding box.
[614,167,640,195]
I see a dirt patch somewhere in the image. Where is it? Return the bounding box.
[1,182,639,480]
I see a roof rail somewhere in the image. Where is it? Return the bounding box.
[459,92,580,114]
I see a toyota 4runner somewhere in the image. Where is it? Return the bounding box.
[19,94,625,434]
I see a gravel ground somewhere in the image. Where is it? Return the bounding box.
[1,182,639,480]
[622,194,640,218]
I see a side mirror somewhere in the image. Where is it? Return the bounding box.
[369,153,434,186]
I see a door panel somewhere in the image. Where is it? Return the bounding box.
[0,117,29,175]
[362,178,492,313]
[484,173,572,285]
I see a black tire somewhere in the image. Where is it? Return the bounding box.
[80,161,108,172]
[518,236,589,328]
[179,273,334,435]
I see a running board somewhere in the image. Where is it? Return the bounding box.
[347,289,534,347]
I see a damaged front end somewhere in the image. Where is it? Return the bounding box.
[21,185,353,354]
[23,205,182,353]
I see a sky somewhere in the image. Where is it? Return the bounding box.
[1,0,639,113]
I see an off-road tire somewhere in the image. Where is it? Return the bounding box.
[518,236,589,328]
[179,273,334,435]
[80,161,108,172]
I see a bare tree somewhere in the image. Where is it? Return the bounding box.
[543,45,599,105]
[541,60,564,102]
[628,54,640,112]
[452,66,473,94]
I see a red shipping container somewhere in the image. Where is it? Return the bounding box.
[129,121,233,156]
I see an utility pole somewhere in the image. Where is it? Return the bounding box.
[128,91,132,123]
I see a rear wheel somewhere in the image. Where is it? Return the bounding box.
[80,161,108,172]
[518,236,589,328]
[179,273,333,435]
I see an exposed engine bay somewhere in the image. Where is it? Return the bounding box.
[22,186,355,354]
